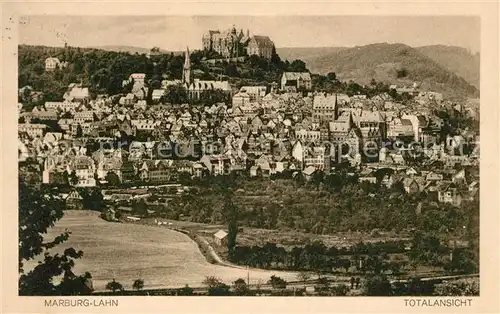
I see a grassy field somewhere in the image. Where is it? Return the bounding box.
[25,211,299,291]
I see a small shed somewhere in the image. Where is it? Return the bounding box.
[66,190,84,210]
[213,229,228,247]
[302,166,317,181]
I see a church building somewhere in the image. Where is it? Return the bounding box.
[181,47,233,101]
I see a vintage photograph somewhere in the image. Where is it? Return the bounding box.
[17,15,480,297]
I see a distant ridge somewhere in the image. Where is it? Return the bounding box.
[415,45,480,89]
[87,45,183,56]
[278,43,479,97]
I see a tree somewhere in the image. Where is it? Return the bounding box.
[68,171,79,186]
[57,271,94,296]
[18,180,92,295]
[297,271,312,288]
[331,284,349,296]
[105,171,121,186]
[132,199,148,217]
[222,196,240,253]
[268,275,287,289]
[326,72,337,81]
[75,124,83,138]
[396,68,408,78]
[433,280,479,296]
[81,188,104,211]
[203,276,231,296]
[316,276,330,290]
[178,284,194,296]
[443,248,477,274]
[339,258,351,273]
[233,278,250,296]
[106,279,124,293]
[225,63,239,77]
[289,59,307,72]
[164,84,188,105]
[363,275,392,296]
[132,278,144,291]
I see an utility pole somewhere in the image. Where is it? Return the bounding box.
[247,265,250,285]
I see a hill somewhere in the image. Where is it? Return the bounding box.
[282,43,478,98]
[277,47,348,66]
[415,45,480,89]
[87,45,183,56]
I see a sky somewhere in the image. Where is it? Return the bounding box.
[19,15,480,53]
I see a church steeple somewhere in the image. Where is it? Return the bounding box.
[182,46,191,85]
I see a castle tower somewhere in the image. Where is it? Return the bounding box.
[182,46,191,85]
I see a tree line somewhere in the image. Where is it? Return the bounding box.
[228,240,409,274]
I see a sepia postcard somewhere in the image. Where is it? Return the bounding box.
[1,1,499,313]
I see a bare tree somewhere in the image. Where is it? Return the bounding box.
[297,271,312,288]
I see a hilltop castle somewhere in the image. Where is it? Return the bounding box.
[202,25,275,59]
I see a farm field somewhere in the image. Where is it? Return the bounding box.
[24,211,298,291]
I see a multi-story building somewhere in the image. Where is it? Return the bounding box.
[202,26,246,58]
[352,109,385,145]
[186,79,232,101]
[401,114,427,142]
[232,91,251,106]
[45,57,61,72]
[387,117,415,141]
[239,86,267,103]
[303,146,329,170]
[63,83,90,102]
[281,72,312,91]
[139,160,173,183]
[246,35,274,59]
[200,155,231,176]
[18,123,48,138]
[45,101,80,112]
[71,156,96,187]
[203,27,274,59]
[130,119,161,131]
[295,129,321,142]
[313,94,338,123]
[30,110,59,121]
[73,111,95,124]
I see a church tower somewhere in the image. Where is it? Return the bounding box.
[182,46,191,85]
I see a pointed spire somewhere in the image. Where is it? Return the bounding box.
[184,46,190,68]
[182,46,191,85]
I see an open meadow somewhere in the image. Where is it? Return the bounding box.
[25,211,298,291]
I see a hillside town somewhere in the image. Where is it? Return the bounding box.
[18,24,480,297]
[19,46,479,202]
